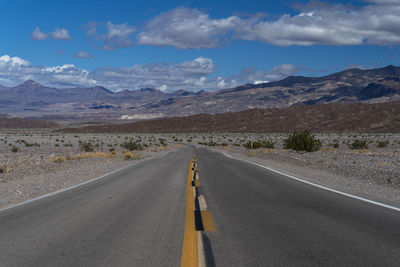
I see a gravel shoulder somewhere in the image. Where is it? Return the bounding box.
[210,145,400,208]
[0,130,182,209]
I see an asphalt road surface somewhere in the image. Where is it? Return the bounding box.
[1,146,400,266]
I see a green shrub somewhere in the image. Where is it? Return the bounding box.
[79,141,94,152]
[159,139,167,147]
[262,140,275,149]
[11,146,19,153]
[350,140,368,149]
[283,130,321,152]
[207,141,217,146]
[333,142,339,148]
[377,140,389,148]
[243,140,275,149]
[121,140,143,151]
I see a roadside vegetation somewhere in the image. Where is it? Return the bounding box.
[283,130,321,152]
[349,140,368,149]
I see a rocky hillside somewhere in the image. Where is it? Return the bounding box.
[0,117,60,128]
[135,65,400,116]
[1,65,400,120]
[62,101,400,133]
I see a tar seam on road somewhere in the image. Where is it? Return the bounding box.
[221,151,400,212]
[0,151,173,213]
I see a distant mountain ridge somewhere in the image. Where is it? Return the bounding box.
[1,65,400,120]
[62,101,400,133]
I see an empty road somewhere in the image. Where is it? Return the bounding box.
[1,146,400,266]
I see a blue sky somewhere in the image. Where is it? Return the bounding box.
[0,0,399,92]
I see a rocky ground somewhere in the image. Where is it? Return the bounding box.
[0,130,182,208]
[1,130,399,208]
[200,132,400,207]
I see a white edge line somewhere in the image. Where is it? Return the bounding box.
[0,151,173,213]
[221,151,400,212]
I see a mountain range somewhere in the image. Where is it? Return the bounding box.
[1,65,400,121]
[62,102,400,133]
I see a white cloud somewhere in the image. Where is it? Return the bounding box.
[137,7,239,49]
[237,2,400,46]
[0,55,30,67]
[254,80,269,84]
[217,78,226,88]
[31,27,48,40]
[136,2,400,48]
[73,50,94,58]
[236,64,299,84]
[159,85,168,92]
[51,27,71,40]
[0,55,94,87]
[364,0,400,4]
[91,56,216,91]
[85,21,136,49]
[31,27,70,41]
[0,54,300,92]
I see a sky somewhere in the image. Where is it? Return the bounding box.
[0,0,400,92]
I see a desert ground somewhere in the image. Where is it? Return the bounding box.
[0,130,399,208]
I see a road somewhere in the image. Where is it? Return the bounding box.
[1,146,400,266]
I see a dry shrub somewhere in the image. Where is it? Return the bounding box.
[66,152,116,161]
[245,151,257,157]
[49,156,66,163]
[124,151,136,160]
[260,149,275,154]
[321,147,337,152]
[0,163,10,173]
[378,161,389,168]
[80,152,113,158]
[355,149,372,154]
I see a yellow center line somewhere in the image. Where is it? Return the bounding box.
[181,157,216,266]
[181,159,198,267]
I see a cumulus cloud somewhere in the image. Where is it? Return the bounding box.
[91,56,216,91]
[31,27,70,41]
[136,2,400,48]
[31,27,48,40]
[235,3,400,46]
[364,0,400,4]
[0,55,30,67]
[85,21,136,49]
[73,50,94,58]
[236,64,299,84]
[137,7,239,49]
[51,27,71,40]
[0,54,300,91]
[0,55,95,87]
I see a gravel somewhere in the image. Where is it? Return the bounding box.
[210,142,400,207]
[0,130,182,209]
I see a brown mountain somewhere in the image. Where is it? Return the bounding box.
[0,117,60,128]
[62,101,400,133]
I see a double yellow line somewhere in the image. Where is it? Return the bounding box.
[180,157,215,267]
